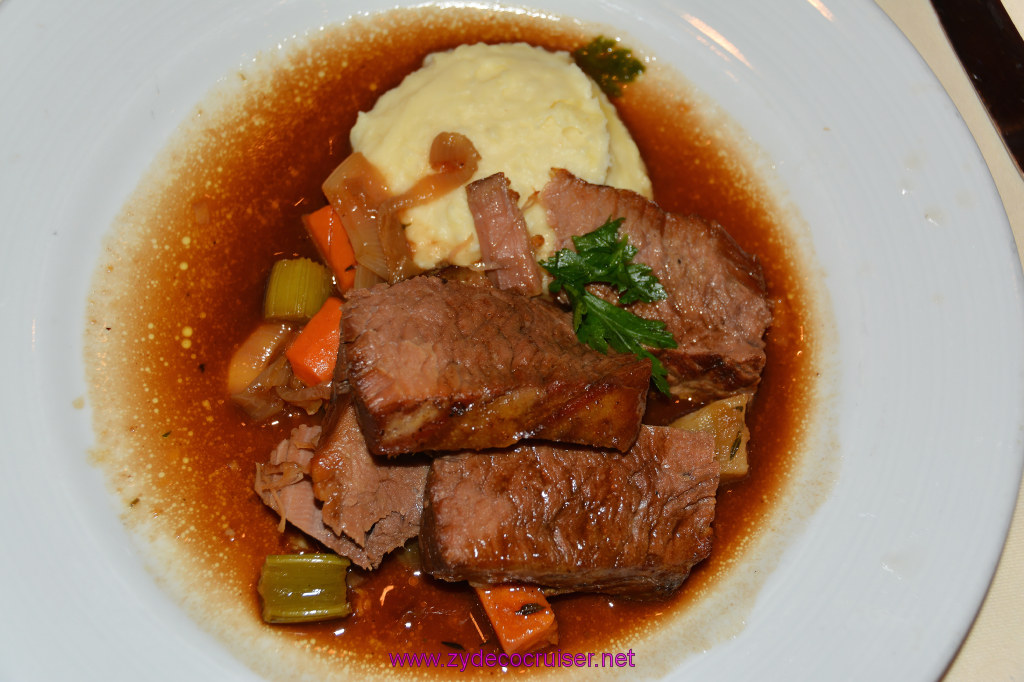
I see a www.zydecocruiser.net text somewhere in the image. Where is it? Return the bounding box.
[389,649,638,671]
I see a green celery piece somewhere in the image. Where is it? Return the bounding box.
[257,554,352,624]
[263,257,334,322]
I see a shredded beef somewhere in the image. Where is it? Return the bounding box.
[254,404,428,570]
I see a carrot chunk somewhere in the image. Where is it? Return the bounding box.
[474,584,558,654]
[302,205,357,292]
[285,297,343,386]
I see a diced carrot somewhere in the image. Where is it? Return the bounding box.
[302,205,357,292]
[474,584,558,654]
[285,297,343,386]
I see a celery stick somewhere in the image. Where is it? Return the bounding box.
[263,258,334,322]
[257,554,352,624]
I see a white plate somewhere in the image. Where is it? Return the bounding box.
[2,1,1022,680]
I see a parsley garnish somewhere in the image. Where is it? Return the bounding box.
[540,218,677,394]
[573,36,646,98]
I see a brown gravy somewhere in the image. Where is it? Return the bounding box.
[86,5,817,675]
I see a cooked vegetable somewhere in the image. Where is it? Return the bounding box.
[474,584,558,654]
[274,381,332,415]
[231,354,293,420]
[263,258,334,322]
[302,205,357,292]
[374,132,479,282]
[322,151,392,279]
[540,217,677,394]
[386,132,481,213]
[352,262,385,290]
[285,297,343,386]
[671,393,751,483]
[226,321,296,395]
[257,554,352,624]
[573,35,645,98]
[323,134,479,284]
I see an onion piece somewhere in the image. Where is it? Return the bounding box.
[386,132,481,213]
[376,132,480,282]
[352,263,385,290]
[322,133,481,284]
[322,152,391,280]
[231,389,285,422]
[227,322,296,395]
[276,381,332,416]
[231,354,296,420]
[376,205,423,283]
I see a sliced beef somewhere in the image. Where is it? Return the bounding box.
[341,276,651,456]
[254,424,355,556]
[540,169,772,408]
[420,426,719,597]
[466,172,543,296]
[311,402,429,566]
[254,404,428,570]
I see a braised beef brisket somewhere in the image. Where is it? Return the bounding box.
[254,405,428,570]
[420,426,719,597]
[341,277,651,456]
[466,172,543,296]
[311,403,429,566]
[540,169,772,408]
[254,424,366,562]
[253,421,337,544]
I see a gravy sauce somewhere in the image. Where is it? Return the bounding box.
[86,6,821,677]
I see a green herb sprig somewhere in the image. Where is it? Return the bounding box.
[541,218,677,394]
[572,36,646,98]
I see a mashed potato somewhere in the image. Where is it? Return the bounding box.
[350,42,652,270]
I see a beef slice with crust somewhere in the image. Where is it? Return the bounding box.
[419,426,719,597]
[540,169,772,409]
[340,276,651,456]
